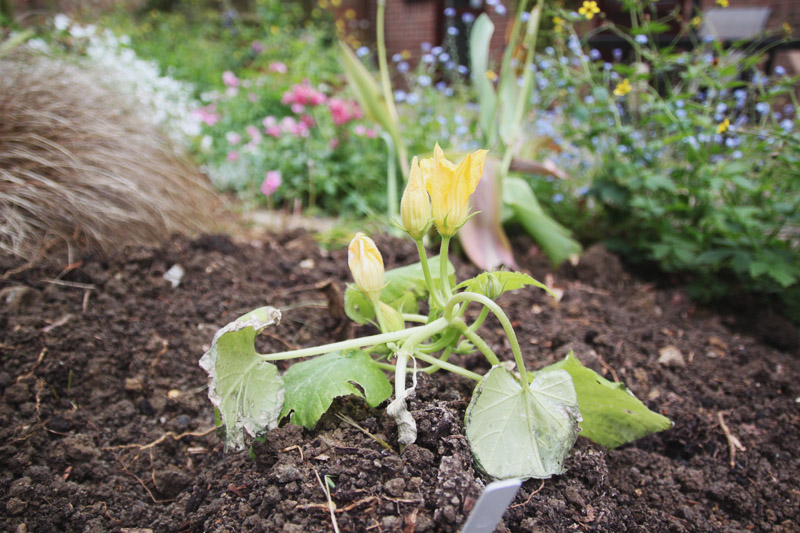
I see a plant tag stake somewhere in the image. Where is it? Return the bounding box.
[461,478,522,533]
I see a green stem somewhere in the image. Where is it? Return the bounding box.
[393,317,450,399]
[260,319,446,362]
[413,351,482,381]
[416,239,445,308]
[439,236,454,300]
[402,313,429,323]
[423,345,454,374]
[376,0,408,178]
[450,317,501,366]
[445,292,528,386]
[382,133,399,227]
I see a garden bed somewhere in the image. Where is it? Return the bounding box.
[1,230,798,532]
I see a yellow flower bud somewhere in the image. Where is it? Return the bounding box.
[348,232,384,302]
[400,156,432,240]
[378,301,404,332]
[420,143,488,237]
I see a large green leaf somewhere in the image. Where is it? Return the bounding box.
[345,255,455,324]
[469,14,498,144]
[457,270,557,300]
[541,352,673,449]
[281,351,392,428]
[199,307,285,450]
[465,366,581,480]
[503,176,582,266]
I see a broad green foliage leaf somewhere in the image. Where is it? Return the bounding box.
[503,177,582,266]
[469,14,497,144]
[345,255,455,324]
[281,351,392,428]
[541,352,673,449]
[465,366,581,480]
[457,271,557,300]
[199,307,285,450]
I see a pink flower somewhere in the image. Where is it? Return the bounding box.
[227,151,240,161]
[281,81,326,107]
[353,124,367,136]
[366,128,377,138]
[263,115,277,128]
[329,138,340,149]
[248,92,258,102]
[246,125,262,144]
[225,87,238,98]
[192,104,220,126]
[291,102,306,114]
[251,41,265,54]
[222,70,239,88]
[300,114,315,128]
[261,170,282,196]
[226,132,241,145]
[328,98,363,126]
[265,125,281,138]
[269,61,287,73]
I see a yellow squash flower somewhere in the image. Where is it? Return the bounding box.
[420,143,488,237]
[578,1,601,20]
[716,0,729,7]
[348,232,384,302]
[400,156,432,240]
[613,78,632,97]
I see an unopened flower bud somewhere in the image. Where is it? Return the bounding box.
[348,232,384,302]
[400,156,431,240]
[478,272,504,300]
[378,301,404,332]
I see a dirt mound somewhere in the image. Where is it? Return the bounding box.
[1,232,798,531]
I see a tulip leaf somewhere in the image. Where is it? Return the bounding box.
[465,366,581,480]
[199,307,285,450]
[503,177,582,266]
[539,352,673,449]
[469,14,498,144]
[280,350,392,428]
[338,42,406,174]
[456,271,557,300]
[345,255,455,324]
[459,158,518,270]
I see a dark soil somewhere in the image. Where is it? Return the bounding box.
[1,230,798,532]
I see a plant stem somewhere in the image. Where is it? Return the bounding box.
[260,319,447,362]
[413,351,482,381]
[439,236,454,300]
[445,292,528,386]
[450,317,500,366]
[416,239,444,308]
[402,313,429,323]
[376,0,408,178]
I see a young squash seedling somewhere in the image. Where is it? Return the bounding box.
[200,143,672,480]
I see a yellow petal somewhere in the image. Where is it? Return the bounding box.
[348,232,384,301]
[400,157,431,239]
[469,149,488,194]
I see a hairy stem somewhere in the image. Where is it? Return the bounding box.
[416,239,444,308]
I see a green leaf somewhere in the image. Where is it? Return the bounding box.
[541,352,673,449]
[457,271,557,300]
[344,255,455,324]
[503,177,582,266]
[281,351,392,428]
[199,307,285,450]
[469,14,498,143]
[465,366,581,480]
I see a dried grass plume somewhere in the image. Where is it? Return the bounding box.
[0,53,219,262]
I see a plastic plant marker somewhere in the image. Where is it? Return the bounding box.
[460,478,522,533]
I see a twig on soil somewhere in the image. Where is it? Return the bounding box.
[16,347,47,382]
[510,480,546,508]
[282,444,305,461]
[42,278,96,290]
[313,468,340,533]
[113,455,175,504]
[103,427,216,464]
[336,413,396,453]
[594,352,620,383]
[717,411,746,468]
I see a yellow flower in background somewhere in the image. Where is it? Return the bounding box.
[335,19,345,32]
[613,78,632,97]
[717,118,730,134]
[345,8,356,19]
[317,0,328,8]
[578,1,601,20]
[485,69,498,81]
[420,144,488,237]
[348,233,384,302]
[783,22,792,35]
[553,16,565,33]
[401,49,411,60]
[716,0,729,7]
[691,16,702,29]
[331,0,341,6]
[400,157,432,240]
